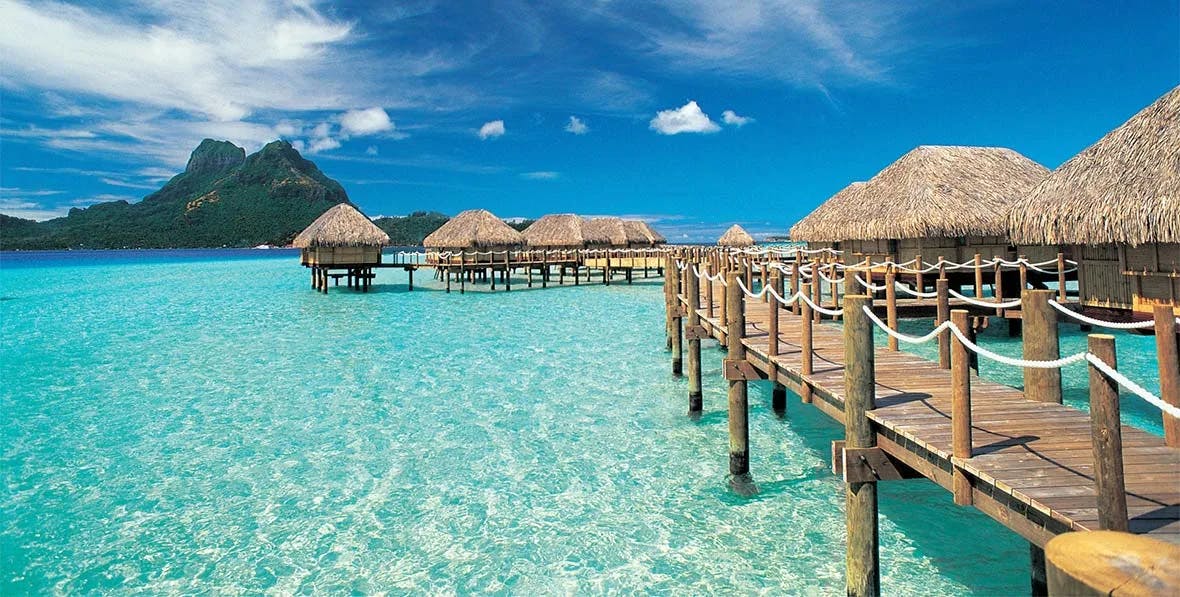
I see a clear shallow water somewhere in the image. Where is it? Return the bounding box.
[3,251,1039,594]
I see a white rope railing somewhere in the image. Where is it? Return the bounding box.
[853,274,888,292]
[1047,300,1157,330]
[859,305,1177,418]
[946,288,1023,309]
[892,282,939,298]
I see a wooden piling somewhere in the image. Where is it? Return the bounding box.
[687,261,703,416]
[842,295,879,597]
[1045,531,1180,596]
[791,250,801,316]
[914,254,924,302]
[937,279,950,369]
[664,256,675,351]
[726,268,752,487]
[1154,305,1180,447]
[885,267,898,351]
[706,263,716,320]
[768,271,786,414]
[1022,290,1062,404]
[671,263,683,376]
[1018,254,1028,295]
[950,309,973,506]
[993,258,1004,315]
[811,264,822,323]
[504,250,511,292]
[1087,334,1128,532]
[801,281,814,403]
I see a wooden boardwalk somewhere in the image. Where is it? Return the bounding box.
[688,280,1180,547]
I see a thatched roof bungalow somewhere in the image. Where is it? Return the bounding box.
[1009,86,1180,314]
[294,203,389,266]
[791,146,1049,266]
[625,220,667,247]
[718,224,755,247]
[585,217,648,248]
[424,209,523,262]
[522,214,608,249]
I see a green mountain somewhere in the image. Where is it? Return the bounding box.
[0,139,351,249]
[373,211,450,245]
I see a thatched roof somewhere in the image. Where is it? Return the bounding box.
[522,214,609,247]
[292,203,390,248]
[718,224,755,247]
[1010,86,1180,246]
[624,220,667,245]
[423,209,523,249]
[789,182,867,242]
[585,217,647,246]
[792,146,1049,242]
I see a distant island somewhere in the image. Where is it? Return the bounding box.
[0,139,531,250]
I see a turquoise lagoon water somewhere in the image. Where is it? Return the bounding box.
[4,249,1159,594]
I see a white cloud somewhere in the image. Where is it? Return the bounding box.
[0,193,132,221]
[478,120,506,140]
[365,145,379,155]
[722,110,753,126]
[649,101,720,135]
[521,171,559,180]
[307,136,342,154]
[565,116,589,135]
[340,107,394,136]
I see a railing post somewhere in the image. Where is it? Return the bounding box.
[1018,254,1028,295]
[937,279,950,369]
[1087,334,1128,531]
[542,249,548,288]
[687,261,703,416]
[1057,252,1067,302]
[842,295,879,597]
[994,257,1004,316]
[1022,290,1062,404]
[801,282,814,403]
[505,250,511,292]
[671,263,683,376]
[950,309,973,506]
[706,262,716,320]
[768,272,780,358]
[459,251,466,294]
[719,262,729,335]
[726,267,754,492]
[812,262,822,323]
[885,266,898,351]
[1154,305,1180,447]
[914,254,924,303]
[791,250,802,316]
[973,253,983,298]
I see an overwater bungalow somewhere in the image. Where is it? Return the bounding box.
[294,203,390,292]
[1010,86,1180,315]
[718,224,755,247]
[522,214,608,249]
[790,145,1050,270]
[625,220,667,247]
[423,209,523,263]
[585,217,648,249]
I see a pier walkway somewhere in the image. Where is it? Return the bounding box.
[683,277,1180,548]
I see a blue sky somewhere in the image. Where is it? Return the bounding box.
[0,1,1177,241]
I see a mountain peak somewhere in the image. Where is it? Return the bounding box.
[185,139,246,175]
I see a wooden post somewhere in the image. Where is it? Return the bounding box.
[1046,531,1180,597]
[1019,254,1028,295]
[937,279,950,369]
[1087,334,1128,532]
[687,262,703,416]
[1057,252,1067,302]
[1022,290,1062,404]
[706,263,716,320]
[726,268,753,490]
[761,261,769,302]
[938,255,946,281]
[664,257,675,351]
[842,295,879,597]
[408,267,414,291]
[769,271,786,415]
[671,264,683,376]
[720,263,729,331]
[801,282,814,404]
[604,252,611,285]
[914,254,924,303]
[768,272,780,358]
[505,250,511,292]
[973,253,983,298]
[994,258,1004,315]
[542,250,548,288]
[885,267,898,351]
[791,250,802,316]
[1030,544,1047,597]
[811,263,822,323]
[1154,305,1180,447]
[950,309,973,506]
[459,252,466,294]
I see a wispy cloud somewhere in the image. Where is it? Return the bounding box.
[0,193,133,221]
[520,171,559,180]
[722,109,753,126]
[564,115,589,135]
[478,120,506,140]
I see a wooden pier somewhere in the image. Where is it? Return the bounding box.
[666,250,1180,595]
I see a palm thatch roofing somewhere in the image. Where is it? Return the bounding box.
[292,203,390,248]
[1010,86,1180,246]
[585,217,648,246]
[789,182,867,242]
[423,209,523,249]
[791,146,1049,242]
[718,224,755,247]
[521,214,610,247]
[624,220,667,245]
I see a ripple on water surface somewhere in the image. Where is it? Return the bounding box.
[1,252,1038,593]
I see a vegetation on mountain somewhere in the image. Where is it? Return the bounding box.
[373,211,450,246]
